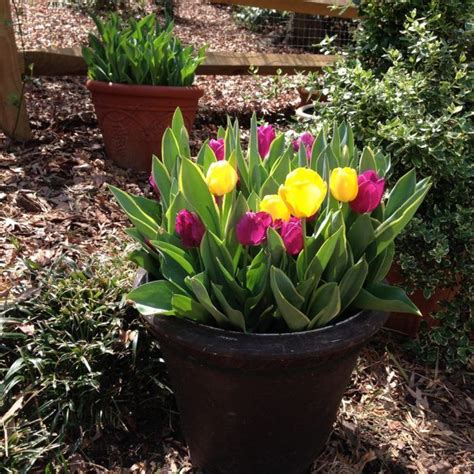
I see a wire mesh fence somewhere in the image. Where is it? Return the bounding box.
[216,4,357,53]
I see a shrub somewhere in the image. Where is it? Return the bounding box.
[0,253,168,471]
[82,13,206,86]
[312,0,473,369]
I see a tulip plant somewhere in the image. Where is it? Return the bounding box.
[111,109,431,333]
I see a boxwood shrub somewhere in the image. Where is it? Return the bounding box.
[312,0,473,369]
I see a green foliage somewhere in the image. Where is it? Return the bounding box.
[114,110,431,334]
[0,253,168,472]
[82,13,206,86]
[312,0,474,368]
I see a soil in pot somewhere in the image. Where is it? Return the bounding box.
[87,80,203,172]
[137,270,389,474]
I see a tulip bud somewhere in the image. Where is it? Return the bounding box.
[259,194,291,222]
[280,217,304,256]
[349,170,385,214]
[148,175,161,200]
[329,167,359,202]
[206,160,239,196]
[292,132,315,160]
[257,125,276,159]
[175,210,205,248]
[209,138,225,161]
[279,168,327,218]
[236,211,272,246]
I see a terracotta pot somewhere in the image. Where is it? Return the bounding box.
[385,265,460,337]
[297,87,327,106]
[86,80,203,172]
[136,272,389,474]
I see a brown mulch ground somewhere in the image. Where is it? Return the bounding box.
[1,1,473,473]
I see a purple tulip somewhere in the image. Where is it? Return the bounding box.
[349,170,385,214]
[149,175,161,200]
[175,210,206,248]
[257,125,276,159]
[209,138,225,161]
[236,211,272,246]
[280,217,304,256]
[292,132,315,159]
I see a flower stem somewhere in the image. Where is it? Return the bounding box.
[302,218,308,268]
[243,245,249,287]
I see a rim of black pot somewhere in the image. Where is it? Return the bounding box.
[134,271,389,363]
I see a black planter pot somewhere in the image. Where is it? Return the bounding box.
[136,272,388,474]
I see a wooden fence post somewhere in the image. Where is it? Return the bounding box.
[0,0,31,141]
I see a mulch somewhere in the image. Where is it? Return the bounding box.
[1,1,472,473]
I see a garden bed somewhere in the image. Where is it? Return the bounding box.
[1,1,472,472]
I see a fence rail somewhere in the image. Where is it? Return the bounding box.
[20,48,336,76]
[209,0,358,18]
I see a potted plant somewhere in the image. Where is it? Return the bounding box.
[111,110,431,474]
[295,71,328,106]
[82,14,206,172]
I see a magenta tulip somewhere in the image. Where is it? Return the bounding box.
[349,170,385,214]
[280,217,304,256]
[236,211,272,246]
[148,175,161,200]
[209,138,225,161]
[292,132,315,159]
[175,210,206,248]
[257,125,276,159]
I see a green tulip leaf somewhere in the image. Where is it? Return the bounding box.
[371,178,432,257]
[185,273,229,327]
[211,283,246,331]
[353,283,421,315]
[305,226,342,282]
[384,169,416,219]
[359,146,377,172]
[161,128,181,175]
[270,267,309,331]
[338,258,369,311]
[265,133,285,170]
[151,155,172,209]
[109,185,159,240]
[128,280,185,316]
[196,142,217,173]
[266,226,286,267]
[128,249,161,278]
[179,158,221,237]
[367,242,395,283]
[347,214,375,261]
[308,283,341,329]
[171,108,191,159]
[171,294,210,323]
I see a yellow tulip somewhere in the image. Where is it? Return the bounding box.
[260,194,291,221]
[278,167,327,218]
[206,160,238,196]
[329,167,359,202]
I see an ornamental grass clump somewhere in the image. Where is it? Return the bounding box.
[111,109,431,333]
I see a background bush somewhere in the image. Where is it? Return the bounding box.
[312,0,473,369]
[0,253,170,472]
